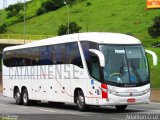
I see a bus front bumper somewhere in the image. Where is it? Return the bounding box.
[101,91,150,106]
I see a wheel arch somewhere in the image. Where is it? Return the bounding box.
[21,86,27,92]
[13,86,19,98]
[74,88,84,103]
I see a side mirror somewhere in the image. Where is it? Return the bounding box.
[145,49,157,66]
[89,49,105,67]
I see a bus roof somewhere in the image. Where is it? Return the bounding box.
[3,32,142,51]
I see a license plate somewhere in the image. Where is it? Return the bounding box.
[127,98,136,103]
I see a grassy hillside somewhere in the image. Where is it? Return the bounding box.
[2,0,160,47]
[0,10,7,26]
[0,0,47,26]
[0,0,160,88]
[145,47,160,88]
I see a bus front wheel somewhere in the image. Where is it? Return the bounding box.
[76,90,88,111]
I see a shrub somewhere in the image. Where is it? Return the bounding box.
[36,0,65,16]
[37,8,45,16]
[58,25,67,35]
[148,16,160,38]
[86,2,91,6]
[5,3,23,19]
[36,0,78,16]
[0,24,7,33]
[57,22,82,35]
[67,0,77,6]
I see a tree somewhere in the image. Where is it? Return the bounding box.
[37,0,64,16]
[5,3,23,20]
[37,8,45,15]
[0,24,7,33]
[57,22,82,35]
[66,0,77,6]
[148,16,160,38]
[36,0,78,16]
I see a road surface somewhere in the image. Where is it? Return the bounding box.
[0,93,160,120]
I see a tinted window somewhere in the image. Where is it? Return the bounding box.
[81,41,99,61]
[54,44,66,64]
[15,49,29,66]
[29,47,40,65]
[90,54,100,80]
[66,42,83,68]
[81,41,100,80]
[3,42,83,68]
[3,50,16,67]
[39,46,52,65]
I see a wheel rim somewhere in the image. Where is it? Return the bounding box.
[15,91,20,102]
[23,92,28,104]
[77,95,85,107]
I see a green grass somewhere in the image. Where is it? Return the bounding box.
[2,0,160,47]
[145,47,160,88]
[0,9,7,26]
[0,0,160,88]
[0,0,47,26]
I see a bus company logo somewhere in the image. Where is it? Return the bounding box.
[7,65,83,80]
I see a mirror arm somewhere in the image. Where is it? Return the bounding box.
[145,49,157,66]
[89,49,105,67]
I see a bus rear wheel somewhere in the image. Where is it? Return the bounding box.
[115,105,127,111]
[22,89,30,106]
[76,90,88,111]
[14,89,22,105]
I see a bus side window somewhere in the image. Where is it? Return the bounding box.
[53,44,66,64]
[49,46,58,64]
[39,46,52,65]
[16,49,28,66]
[90,54,100,81]
[80,41,100,80]
[29,47,40,66]
[66,42,83,68]
[3,50,16,67]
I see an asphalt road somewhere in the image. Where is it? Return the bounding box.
[0,93,160,120]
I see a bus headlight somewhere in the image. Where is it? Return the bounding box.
[109,90,118,95]
[101,87,108,93]
[143,88,150,94]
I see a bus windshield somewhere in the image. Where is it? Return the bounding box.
[99,45,149,86]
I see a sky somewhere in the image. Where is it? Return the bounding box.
[0,0,31,10]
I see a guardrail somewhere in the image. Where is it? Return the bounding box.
[0,34,54,40]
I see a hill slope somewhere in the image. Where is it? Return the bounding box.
[2,0,160,47]
[0,0,47,26]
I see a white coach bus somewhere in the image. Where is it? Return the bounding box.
[2,32,152,111]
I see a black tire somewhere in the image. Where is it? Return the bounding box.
[76,90,88,111]
[115,105,127,111]
[14,89,22,105]
[22,89,30,106]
